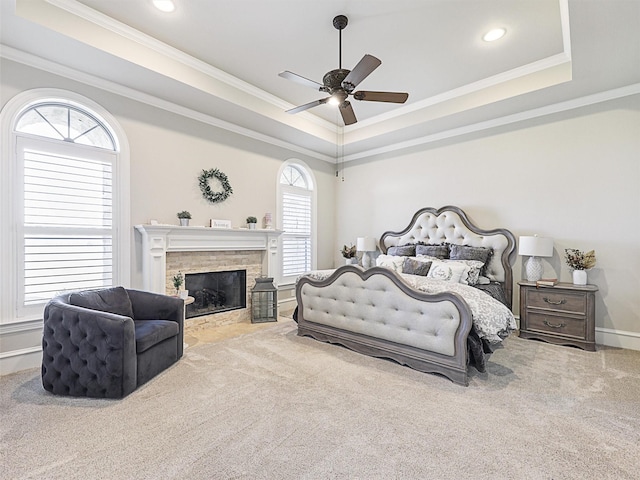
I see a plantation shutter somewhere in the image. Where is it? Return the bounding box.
[20,141,114,306]
[281,191,311,277]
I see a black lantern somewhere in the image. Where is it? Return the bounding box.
[251,277,277,323]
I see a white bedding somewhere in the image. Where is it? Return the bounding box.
[299,268,516,344]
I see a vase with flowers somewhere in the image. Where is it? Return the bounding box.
[564,248,596,285]
[341,244,358,265]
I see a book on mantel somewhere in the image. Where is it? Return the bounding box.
[535,278,558,287]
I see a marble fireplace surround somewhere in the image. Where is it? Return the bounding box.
[135,225,282,326]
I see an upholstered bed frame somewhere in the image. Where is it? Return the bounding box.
[296,206,516,386]
[380,205,516,308]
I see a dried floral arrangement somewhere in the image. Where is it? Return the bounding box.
[341,244,357,259]
[564,249,596,270]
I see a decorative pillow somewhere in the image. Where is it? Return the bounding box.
[449,244,492,274]
[387,244,416,257]
[415,244,449,259]
[69,286,134,318]
[426,260,469,284]
[418,258,483,285]
[402,257,432,276]
[451,259,485,285]
[375,254,405,273]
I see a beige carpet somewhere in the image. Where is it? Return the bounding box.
[1,319,639,479]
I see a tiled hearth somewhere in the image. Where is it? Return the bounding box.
[135,225,282,330]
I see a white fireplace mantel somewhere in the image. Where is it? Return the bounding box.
[135,225,283,294]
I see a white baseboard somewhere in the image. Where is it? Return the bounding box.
[595,327,640,351]
[0,347,41,376]
[277,296,297,317]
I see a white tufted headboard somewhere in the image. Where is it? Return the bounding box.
[379,206,516,308]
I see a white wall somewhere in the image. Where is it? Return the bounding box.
[335,95,640,341]
[0,59,337,373]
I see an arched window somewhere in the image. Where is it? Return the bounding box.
[15,102,116,149]
[0,90,130,322]
[277,161,316,284]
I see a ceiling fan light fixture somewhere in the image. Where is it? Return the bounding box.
[153,0,175,13]
[483,28,506,42]
[279,15,409,125]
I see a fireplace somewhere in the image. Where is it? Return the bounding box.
[185,270,246,319]
[134,224,282,327]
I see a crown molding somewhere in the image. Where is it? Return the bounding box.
[350,52,572,133]
[344,83,640,162]
[45,0,338,134]
[1,45,335,163]
[3,46,638,165]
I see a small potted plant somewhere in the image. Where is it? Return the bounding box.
[177,210,191,227]
[246,216,258,229]
[341,244,357,265]
[564,248,596,285]
[172,272,184,295]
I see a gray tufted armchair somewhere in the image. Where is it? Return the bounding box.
[42,287,184,398]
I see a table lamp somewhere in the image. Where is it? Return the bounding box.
[518,235,554,281]
[356,236,377,269]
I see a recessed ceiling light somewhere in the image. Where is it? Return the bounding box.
[483,28,506,42]
[153,0,175,13]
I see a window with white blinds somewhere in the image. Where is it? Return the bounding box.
[21,147,114,305]
[281,191,311,276]
[279,163,314,282]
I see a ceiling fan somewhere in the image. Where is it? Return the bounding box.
[278,15,409,126]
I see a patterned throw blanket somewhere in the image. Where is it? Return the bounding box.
[397,274,516,344]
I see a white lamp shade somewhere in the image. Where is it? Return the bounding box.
[356,236,377,252]
[518,236,553,257]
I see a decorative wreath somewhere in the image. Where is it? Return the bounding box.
[198,168,233,204]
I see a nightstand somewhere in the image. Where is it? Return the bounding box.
[518,282,598,351]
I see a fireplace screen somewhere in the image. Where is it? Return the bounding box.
[185,270,246,318]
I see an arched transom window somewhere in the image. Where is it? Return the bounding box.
[16,102,116,150]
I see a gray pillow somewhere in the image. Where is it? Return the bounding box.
[69,286,134,319]
[402,257,432,276]
[387,244,416,257]
[449,245,492,275]
[416,244,449,259]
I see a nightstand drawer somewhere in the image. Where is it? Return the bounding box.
[527,289,586,314]
[526,312,585,338]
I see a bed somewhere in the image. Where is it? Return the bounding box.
[294,206,517,386]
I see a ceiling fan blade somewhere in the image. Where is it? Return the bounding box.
[285,97,329,114]
[342,54,381,90]
[353,91,409,103]
[278,71,324,91]
[339,101,357,125]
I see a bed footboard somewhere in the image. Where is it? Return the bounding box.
[296,266,473,386]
